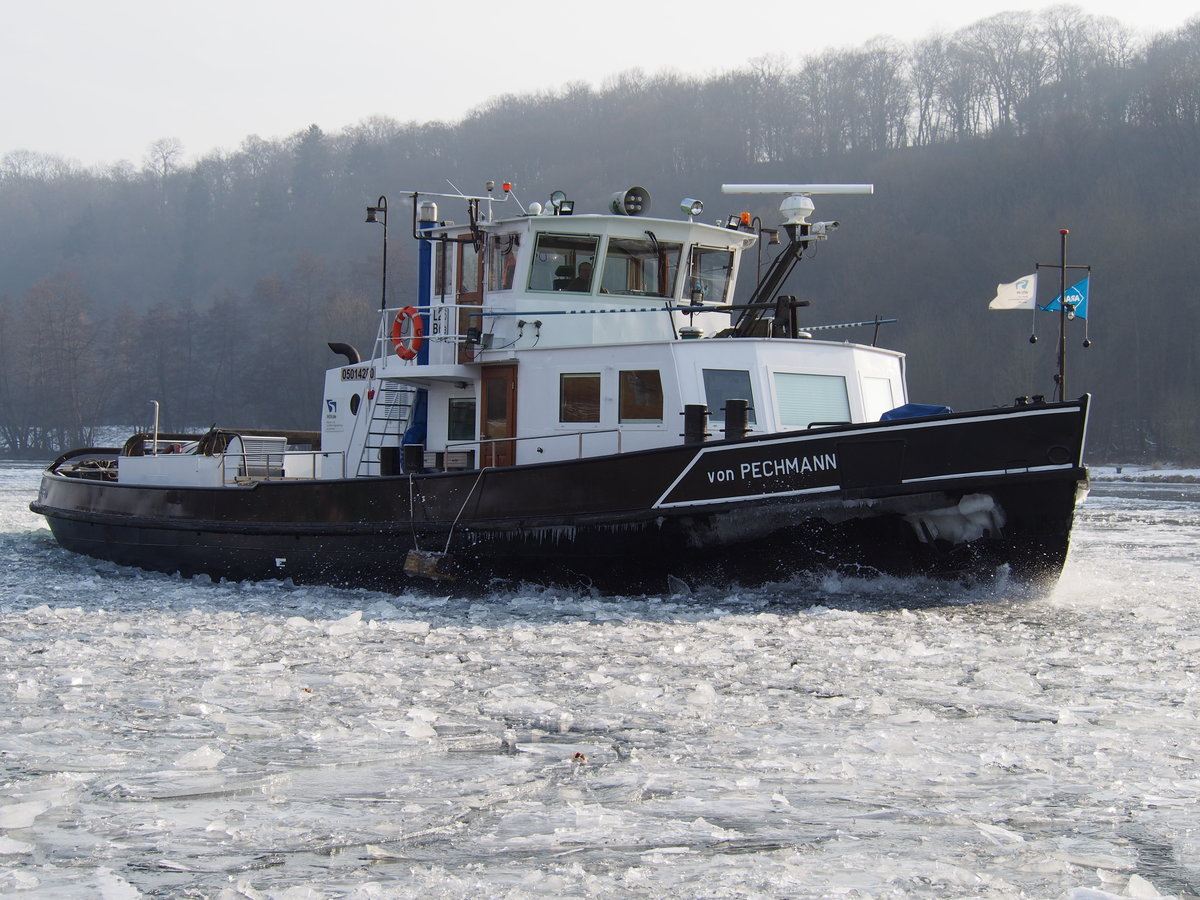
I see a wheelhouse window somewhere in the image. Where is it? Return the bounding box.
[458,241,480,295]
[703,369,756,424]
[488,233,519,291]
[619,370,663,423]
[530,233,600,293]
[560,373,601,423]
[775,373,851,428]
[687,246,735,304]
[601,236,681,297]
[447,398,476,441]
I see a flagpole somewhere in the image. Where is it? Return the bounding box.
[1057,229,1068,402]
[1036,230,1088,402]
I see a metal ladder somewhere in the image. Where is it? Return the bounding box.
[356,383,416,476]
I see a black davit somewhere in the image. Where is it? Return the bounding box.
[32,182,1090,594]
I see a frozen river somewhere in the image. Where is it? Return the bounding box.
[1,461,1198,898]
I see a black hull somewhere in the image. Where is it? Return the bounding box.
[31,399,1090,594]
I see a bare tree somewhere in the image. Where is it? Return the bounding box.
[795,49,851,154]
[911,36,952,145]
[857,39,912,151]
[0,149,80,182]
[144,137,185,180]
[959,12,1046,134]
[747,54,793,163]
[16,273,105,450]
[938,39,989,139]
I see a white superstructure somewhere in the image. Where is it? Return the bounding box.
[319,184,906,478]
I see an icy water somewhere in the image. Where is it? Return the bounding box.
[1,462,1198,899]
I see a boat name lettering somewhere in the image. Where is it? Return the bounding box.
[705,452,838,485]
[341,366,375,381]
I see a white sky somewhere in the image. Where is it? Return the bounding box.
[3,0,1195,168]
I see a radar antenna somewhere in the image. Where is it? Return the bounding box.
[719,184,874,337]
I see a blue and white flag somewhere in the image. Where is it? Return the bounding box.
[1040,276,1089,320]
[988,274,1038,310]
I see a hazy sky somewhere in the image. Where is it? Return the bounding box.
[4,0,1195,168]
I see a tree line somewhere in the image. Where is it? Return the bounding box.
[2,8,1198,460]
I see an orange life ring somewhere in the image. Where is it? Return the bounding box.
[390,306,424,360]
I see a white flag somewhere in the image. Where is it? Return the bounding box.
[988,273,1038,310]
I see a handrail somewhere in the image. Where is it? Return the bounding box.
[219,449,345,484]
[370,303,893,355]
[445,428,623,464]
[371,302,490,361]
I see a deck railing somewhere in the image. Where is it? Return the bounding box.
[221,449,345,484]
[442,428,623,470]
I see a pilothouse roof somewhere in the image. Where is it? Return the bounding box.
[416,183,759,254]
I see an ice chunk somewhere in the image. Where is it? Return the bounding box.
[404,720,438,739]
[390,620,432,637]
[975,822,1025,845]
[1127,874,1164,898]
[327,610,363,635]
[0,869,39,891]
[174,745,225,769]
[0,835,33,854]
[0,800,49,829]
[686,682,718,707]
[93,866,142,899]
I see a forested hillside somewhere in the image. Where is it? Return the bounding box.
[2,7,1198,461]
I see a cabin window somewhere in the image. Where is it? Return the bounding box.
[488,233,519,291]
[560,373,601,423]
[687,246,735,304]
[775,373,851,428]
[530,233,600,293]
[703,369,757,424]
[601,237,681,297]
[619,370,664,423]
[447,398,476,441]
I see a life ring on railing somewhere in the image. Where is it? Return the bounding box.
[390,306,424,360]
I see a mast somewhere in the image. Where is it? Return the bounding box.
[1056,229,1069,402]
[1036,229,1091,402]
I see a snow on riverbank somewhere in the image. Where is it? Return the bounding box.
[1089,466,1200,483]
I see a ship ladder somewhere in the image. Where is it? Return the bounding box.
[356,383,417,476]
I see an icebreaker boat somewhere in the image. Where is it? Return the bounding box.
[32,182,1089,593]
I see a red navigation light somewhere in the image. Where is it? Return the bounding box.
[502,182,512,193]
